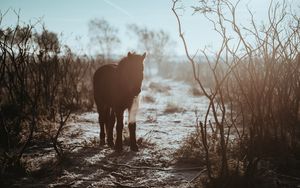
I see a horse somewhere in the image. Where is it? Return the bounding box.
[93,52,146,151]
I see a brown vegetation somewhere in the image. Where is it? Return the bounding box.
[0,14,106,175]
[172,0,300,186]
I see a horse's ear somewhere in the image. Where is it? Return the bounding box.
[142,52,146,59]
[128,52,132,57]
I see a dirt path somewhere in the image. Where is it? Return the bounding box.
[11,77,209,187]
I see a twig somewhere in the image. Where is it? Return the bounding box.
[274,172,300,181]
[99,164,119,171]
[106,161,205,172]
[63,144,95,151]
[189,168,207,183]
[111,172,133,180]
[183,168,207,188]
[112,181,149,188]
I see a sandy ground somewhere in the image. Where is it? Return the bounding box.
[11,77,210,187]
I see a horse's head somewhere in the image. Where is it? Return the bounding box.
[118,52,146,97]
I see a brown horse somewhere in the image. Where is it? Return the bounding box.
[93,52,146,151]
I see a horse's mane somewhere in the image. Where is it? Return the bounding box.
[117,52,138,72]
[118,56,129,68]
[118,52,136,68]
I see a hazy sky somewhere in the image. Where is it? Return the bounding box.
[1,0,299,56]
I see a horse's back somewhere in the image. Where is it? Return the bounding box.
[93,64,118,107]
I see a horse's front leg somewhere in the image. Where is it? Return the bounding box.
[97,107,106,146]
[128,97,139,151]
[115,109,124,151]
[107,108,115,147]
[128,122,138,151]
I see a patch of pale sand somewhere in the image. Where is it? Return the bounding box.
[66,76,211,157]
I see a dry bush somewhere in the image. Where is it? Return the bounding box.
[173,131,204,165]
[143,95,156,103]
[127,24,174,77]
[164,101,185,114]
[148,82,171,93]
[157,60,216,96]
[0,13,105,173]
[190,86,204,96]
[173,0,300,184]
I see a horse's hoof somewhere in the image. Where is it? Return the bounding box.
[130,145,139,152]
[114,145,123,152]
[107,141,115,148]
[100,140,105,146]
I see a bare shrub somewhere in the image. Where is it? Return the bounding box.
[172,0,300,184]
[88,18,120,61]
[0,13,96,173]
[149,82,171,93]
[173,131,204,165]
[127,24,174,77]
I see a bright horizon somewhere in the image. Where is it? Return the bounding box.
[1,0,299,56]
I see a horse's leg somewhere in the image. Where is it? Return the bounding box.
[128,97,139,151]
[97,106,106,146]
[128,122,138,151]
[115,109,124,151]
[128,105,138,152]
[107,108,115,147]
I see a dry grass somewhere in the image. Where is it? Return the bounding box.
[143,95,156,103]
[190,86,204,96]
[173,131,204,166]
[164,102,185,114]
[148,82,171,93]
